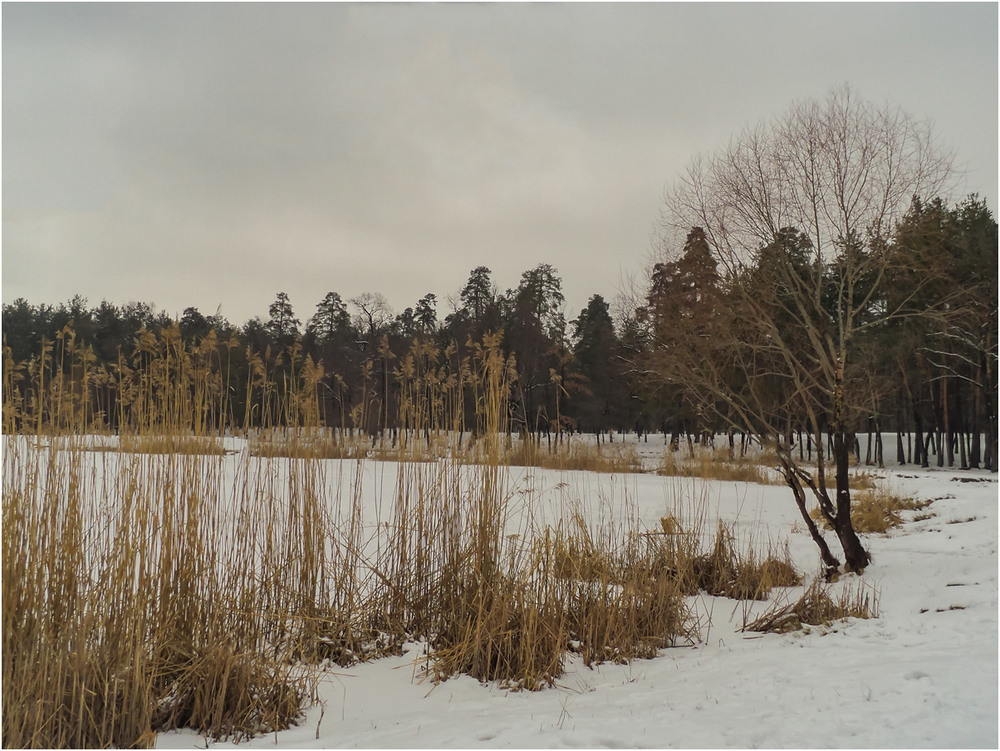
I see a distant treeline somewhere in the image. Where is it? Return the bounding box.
[3,196,997,469]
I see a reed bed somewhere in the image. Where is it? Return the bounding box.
[1,437,318,747]
[3,326,858,747]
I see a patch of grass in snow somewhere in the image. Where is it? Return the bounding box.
[646,483,801,603]
[2,433,319,747]
[810,481,933,534]
[2,327,326,747]
[657,446,778,485]
[415,340,695,687]
[497,439,646,474]
[649,519,801,601]
[742,579,880,634]
[248,428,457,462]
[118,433,228,455]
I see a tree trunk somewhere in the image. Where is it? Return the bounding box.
[954,383,967,469]
[980,343,997,471]
[914,411,926,467]
[832,430,871,573]
[776,450,840,579]
[787,474,841,579]
[969,383,981,469]
[943,376,954,467]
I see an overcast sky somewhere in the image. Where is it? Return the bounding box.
[3,2,997,327]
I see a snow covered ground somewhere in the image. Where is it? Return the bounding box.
[156,446,998,749]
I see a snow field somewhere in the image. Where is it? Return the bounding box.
[149,445,997,749]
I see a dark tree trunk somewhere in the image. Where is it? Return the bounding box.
[980,344,997,471]
[865,419,873,466]
[969,385,981,469]
[832,430,871,574]
[777,450,840,579]
[956,383,968,469]
[943,377,954,467]
[787,474,841,579]
[914,411,927,467]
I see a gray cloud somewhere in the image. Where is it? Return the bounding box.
[3,3,996,326]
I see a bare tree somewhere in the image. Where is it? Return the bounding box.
[350,292,394,347]
[666,85,955,268]
[655,85,955,575]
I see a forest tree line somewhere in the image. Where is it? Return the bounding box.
[2,193,996,470]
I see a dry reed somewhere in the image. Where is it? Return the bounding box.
[742,579,880,633]
[658,447,777,485]
[810,481,932,534]
[2,325,815,747]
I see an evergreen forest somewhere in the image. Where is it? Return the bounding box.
[3,194,996,471]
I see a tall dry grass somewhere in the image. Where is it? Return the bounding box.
[639,477,802,603]
[3,329,325,746]
[1,435,319,746]
[3,326,825,746]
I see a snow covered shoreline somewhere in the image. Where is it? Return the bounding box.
[152,459,998,749]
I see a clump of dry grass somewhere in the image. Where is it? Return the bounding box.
[848,488,932,533]
[636,479,802,603]
[658,448,777,485]
[428,568,569,691]
[684,522,801,600]
[3,326,329,747]
[249,431,367,460]
[849,471,878,490]
[119,434,227,456]
[394,339,696,688]
[743,579,879,633]
[1,438,319,747]
[563,548,693,667]
[802,469,878,493]
[152,646,309,742]
[810,482,932,534]
[463,437,645,474]
[249,429,453,463]
[543,513,614,582]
